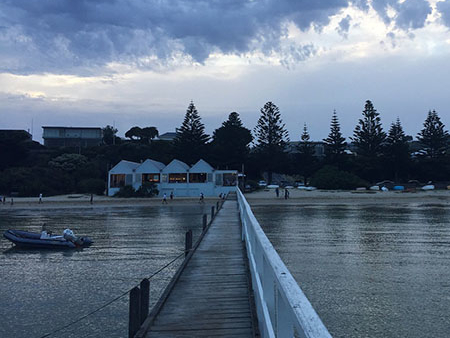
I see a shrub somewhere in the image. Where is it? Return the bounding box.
[114,185,137,197]
[135,182,159,197]
[113,183,158,198]
[310,166,367,190]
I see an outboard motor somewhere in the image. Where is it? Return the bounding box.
[63,229,77,242]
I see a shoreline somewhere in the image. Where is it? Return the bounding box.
[245,189,450,206]
[1,189,449,211]
[0,194,218,211]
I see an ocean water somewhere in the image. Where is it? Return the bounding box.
[252,203,450,338]
[0,204,210,338]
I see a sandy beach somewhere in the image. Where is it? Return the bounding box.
[1,189,449,210]
[0,194,219,211]
[245,188,450,206]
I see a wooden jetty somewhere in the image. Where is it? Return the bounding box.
[136,194,257,337]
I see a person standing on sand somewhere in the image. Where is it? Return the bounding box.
[199,192,204,204]
[170,192,174,200]
[39,193,42,204]
[284,188,289,199]
[275,187,279,198]
[162,193,168,204]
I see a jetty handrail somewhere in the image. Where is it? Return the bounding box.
[237,188,332,338]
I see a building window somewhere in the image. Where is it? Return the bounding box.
[215,173,223,186]
[110,174,125,188]
[169,173,187,183]
[189,173,207,183]
[223,173,237,186]
[143,173,160,183]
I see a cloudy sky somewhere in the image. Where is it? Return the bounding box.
[1,0,449,142]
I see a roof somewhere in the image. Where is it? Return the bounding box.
[110,160,140,173]
[158,132,177,141]
[42,126,102,130]
[190,159,214,173]
[136,159,166,173]
[162,159,190,173]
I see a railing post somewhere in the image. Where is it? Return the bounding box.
[276,289,294,337]
[185,230,192,257]
[129,286,141,338]
[211,206,215,220]
[140,279,150,325]
[202,214,207,231]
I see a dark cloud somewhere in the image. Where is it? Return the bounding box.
[368,0,431,29]
[437,1,450,27]
[0,0,436,74]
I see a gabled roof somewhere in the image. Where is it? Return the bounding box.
[136,159,165,173]
[162,159,190,173]
[110,160,140,174]
[158,132,177,141]
[190,159,214,173]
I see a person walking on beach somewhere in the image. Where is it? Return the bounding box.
[170,192,174,200]
[275,187,279,198]
[39,193,42,204]
[199,192,204,204]
[284,188,289,200]
[162,193,168,204]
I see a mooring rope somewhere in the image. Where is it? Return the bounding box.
[39,251,186,338]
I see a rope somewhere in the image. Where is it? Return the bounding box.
[39,252,185,338]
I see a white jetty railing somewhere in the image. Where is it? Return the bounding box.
[237,188,332,338]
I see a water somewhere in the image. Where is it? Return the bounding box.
[0,204,210,338]
[252,204,450,338]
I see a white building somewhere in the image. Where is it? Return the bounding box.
[107,158,238,197]
[108,160,141,196]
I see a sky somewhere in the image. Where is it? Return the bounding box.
[1,0,449,143]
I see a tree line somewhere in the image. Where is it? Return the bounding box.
[0,100,449,196]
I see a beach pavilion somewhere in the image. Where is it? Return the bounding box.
[107,158,238,197]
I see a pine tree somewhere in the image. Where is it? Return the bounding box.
[254,102,289,183]
[211,112,252,169]
[352,100,386,157]
[385,118,410,181]
[254,102,289,150]
[323,110,346,161]
[173,101,210,164]
[297,123,317,184]
[417,110,449,158]
[298,123,315,157]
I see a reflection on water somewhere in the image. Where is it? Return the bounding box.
[0,205,210,338]
[252,204,450,338]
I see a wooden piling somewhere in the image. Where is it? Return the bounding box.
[185,230,192,257]
[216,201,220,211]
[140,279,150,325]
[129,286,141,338]
[211,206,215,220]
[202,214,207,231]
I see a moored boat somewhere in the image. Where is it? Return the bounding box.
[3,229,93,249]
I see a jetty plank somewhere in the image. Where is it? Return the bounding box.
[142,196,256,337]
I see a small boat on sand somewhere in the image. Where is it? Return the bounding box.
[3,229,93,249]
